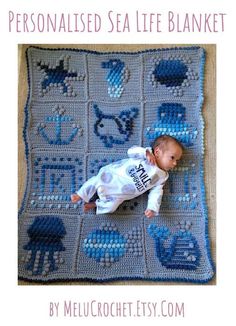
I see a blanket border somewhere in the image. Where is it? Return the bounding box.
[18,45,215,284]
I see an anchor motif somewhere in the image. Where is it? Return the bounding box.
[36,105,83,145]
[35,55,85,97]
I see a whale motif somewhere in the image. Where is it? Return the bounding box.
[35,55,85,96]
[22,216,66,276]
[148,221,201,270]
[93,104,139,148]
[146,103,198,147]
[101,59,130,98]
[83,223,143,267]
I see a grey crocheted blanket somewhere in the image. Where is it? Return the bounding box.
[18,46,215,283]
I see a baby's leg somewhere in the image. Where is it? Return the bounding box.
[95,198,123,214]
[77,176,98,202]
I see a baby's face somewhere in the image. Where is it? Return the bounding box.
[154,142,183,171]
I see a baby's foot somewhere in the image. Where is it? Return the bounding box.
[84,202,96,212]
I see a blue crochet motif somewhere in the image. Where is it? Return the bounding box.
[83,223,143,267]
[101,59,130,98]
[149,55,199,97]
[23,216,66,276]
[146,103,198,147]
[93,104,139,148]
[148,221,201,270]
[162,162,198,210]
[36,55,85,97]
[153,60,187,87]
[30,156,83,210]
[36,105,83,145]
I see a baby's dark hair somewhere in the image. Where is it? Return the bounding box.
[151,135,184,152]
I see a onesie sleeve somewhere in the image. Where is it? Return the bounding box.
[127,146,150,159]
[146,175,169,216]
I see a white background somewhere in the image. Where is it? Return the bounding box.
[0,0,235,325]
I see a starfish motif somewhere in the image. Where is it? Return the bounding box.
[35,55,85,97]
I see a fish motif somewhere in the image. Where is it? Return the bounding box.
[148,221,201,270]
[83,223,143,267]
[93,104,139,148]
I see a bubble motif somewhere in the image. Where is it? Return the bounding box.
[121,184,136,195]
[100,171,113,183]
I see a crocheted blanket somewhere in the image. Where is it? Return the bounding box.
[18,46,215,283]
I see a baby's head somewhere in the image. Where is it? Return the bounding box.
[152,135,183,171]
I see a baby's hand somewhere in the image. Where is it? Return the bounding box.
[145,209,155,218]
[71,194,81,203]
[146,150,157,166]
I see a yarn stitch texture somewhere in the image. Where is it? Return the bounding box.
[18,46,215,283]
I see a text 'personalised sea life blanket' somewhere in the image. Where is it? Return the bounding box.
[18,46,215,283]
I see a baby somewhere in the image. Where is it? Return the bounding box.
[71,135,183,218]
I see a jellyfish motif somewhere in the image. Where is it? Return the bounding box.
[101,59,130,98]
[22,216,66,276]
[148,221,201,270]
[83,223,143,267]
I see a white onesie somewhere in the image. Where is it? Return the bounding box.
[77,146,169,215]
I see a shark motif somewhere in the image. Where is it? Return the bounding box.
[35,55,85,96]
[101,59,130,98]
[93,104,139,148]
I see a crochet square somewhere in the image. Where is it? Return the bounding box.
[87,53,141,101]
[18,46,215,283]
[76,214,146,279]
[25,153,85,214]
[88,101,141,151]
[29,101,85,150]
[18,214,83,281]
[143,48,202,101]
[29,47,87,101]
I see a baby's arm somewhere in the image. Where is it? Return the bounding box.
[145,184,165,218]
[127,146,156,165]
